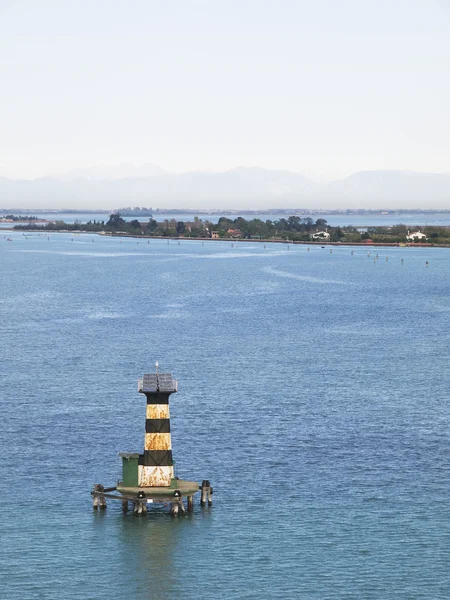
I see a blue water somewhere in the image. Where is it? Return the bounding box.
[1,233,449,599]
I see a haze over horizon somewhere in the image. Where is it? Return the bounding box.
[1,163,449,185]
[1,165,450,211]
[1,0,449,208]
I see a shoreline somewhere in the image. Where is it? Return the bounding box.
[4,228,449,248]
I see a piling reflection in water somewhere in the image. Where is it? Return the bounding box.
[91,509,214,597]
[90,512,177,595]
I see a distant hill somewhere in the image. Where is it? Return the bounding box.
[0,167,449,209]
[323,170,450,206]
[54,162,166,181]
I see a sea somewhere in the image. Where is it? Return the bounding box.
[1,232,449,599]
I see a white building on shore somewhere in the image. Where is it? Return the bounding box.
[311,231,330,240]
[406,230,427,241]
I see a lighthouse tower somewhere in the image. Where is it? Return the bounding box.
[91,365,211,515]
[137,366,177,487]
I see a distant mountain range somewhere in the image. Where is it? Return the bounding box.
[0,166,449,209]
[54,163,166,181]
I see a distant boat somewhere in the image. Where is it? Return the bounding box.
[6,237,12,241]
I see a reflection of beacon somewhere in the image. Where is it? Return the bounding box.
[91,364,212,515]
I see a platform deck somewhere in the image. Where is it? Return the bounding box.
[116,479,199,499]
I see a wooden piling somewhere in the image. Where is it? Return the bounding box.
[200,480,211,506]
[93,484,106,509]
[187,495,194,512]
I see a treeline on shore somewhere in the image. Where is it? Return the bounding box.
[14,214,332,238]
[12,213,450,244]
[1,214,39,221]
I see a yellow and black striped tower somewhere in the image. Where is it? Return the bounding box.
[91,365,211,514]
[137,364,177,487]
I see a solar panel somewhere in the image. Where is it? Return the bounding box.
[158,374,176,392]
[142,374,158,392]
[140,373,177,393]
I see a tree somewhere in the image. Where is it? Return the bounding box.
[315,218,328,229]
[107,213,126,229]
[330,227,344,242]
[176,221,185,234]
[304,217,314,231]
[275,218,288,234]
[217,217,233,234]
[287,216,301,231]
[147,218,158,232]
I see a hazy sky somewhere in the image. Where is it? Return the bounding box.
[1,0,449,181]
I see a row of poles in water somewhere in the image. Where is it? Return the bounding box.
[9,235,431,265]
